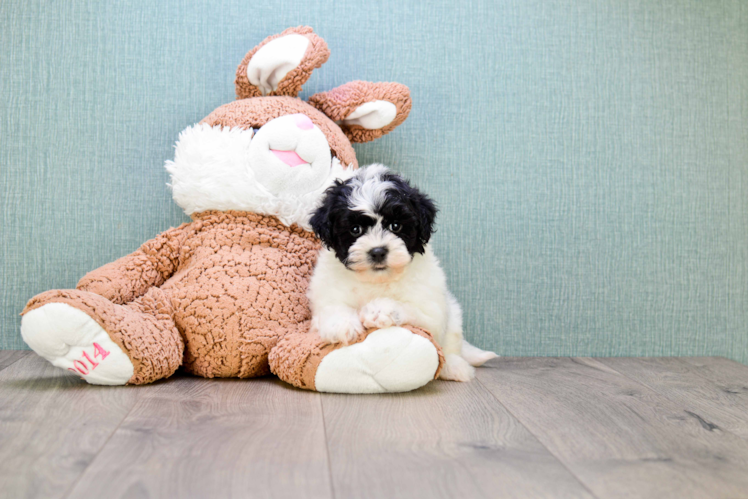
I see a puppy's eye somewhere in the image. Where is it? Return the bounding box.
[350,225,363,236]
[388,222,402,233]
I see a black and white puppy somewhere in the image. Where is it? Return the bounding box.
[308,164,497,381]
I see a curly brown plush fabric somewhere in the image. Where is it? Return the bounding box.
[309,81,412,143]
[268,321,335,390]
[26,211,320,384]
[201,96,358,169]
[235,26,330,99]
[269,325,444,391]
[23,288,184,385]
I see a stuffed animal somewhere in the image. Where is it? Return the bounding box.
[20,27,444,393]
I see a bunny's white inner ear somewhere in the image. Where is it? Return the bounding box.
[339,100,398,129]
[247,34,310,96]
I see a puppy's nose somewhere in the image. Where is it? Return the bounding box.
[368,247,388,264]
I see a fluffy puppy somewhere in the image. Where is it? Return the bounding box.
[307,164,497,381]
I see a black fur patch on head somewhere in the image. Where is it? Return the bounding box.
[309,170,438,263]
[376,172,437,254]
[309,179,369,262]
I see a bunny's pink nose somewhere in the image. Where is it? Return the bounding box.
[294,114,314,130]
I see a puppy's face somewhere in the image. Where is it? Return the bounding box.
[310,165,437,283]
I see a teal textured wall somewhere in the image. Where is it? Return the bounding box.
[2,1,747,362]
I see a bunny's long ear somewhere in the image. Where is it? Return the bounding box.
[235,26,329,99]
[309,81,412,143]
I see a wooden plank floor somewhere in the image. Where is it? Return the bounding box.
[1,352,748,498]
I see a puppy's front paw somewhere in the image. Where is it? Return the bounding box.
[313,313,364,345]
[359,298,406,329]
[439,354,476,382]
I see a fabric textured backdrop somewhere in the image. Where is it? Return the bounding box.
[2,1,747,362]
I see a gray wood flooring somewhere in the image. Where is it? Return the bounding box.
[1,352,747,498]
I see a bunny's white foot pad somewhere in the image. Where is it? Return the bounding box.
[314,326,440,394]
[21,303,134,385]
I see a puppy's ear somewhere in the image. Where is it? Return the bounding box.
[309,180,345,247]
[415,191,438,248]
[309,201,333,247]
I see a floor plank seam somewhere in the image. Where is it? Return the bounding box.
[591,358,690,397]
[592,358,748,445]
[681,357,748,384]
[318,394,337,499]
[475,369,599,499]
[0,351,30,373]
[61,387,144,499]
[593,358,723,412]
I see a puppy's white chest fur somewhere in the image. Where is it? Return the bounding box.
[308,245,451,344]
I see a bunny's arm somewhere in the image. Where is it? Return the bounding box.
[76,223,189,305]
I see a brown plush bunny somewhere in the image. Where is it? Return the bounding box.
[21,27,444,393]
